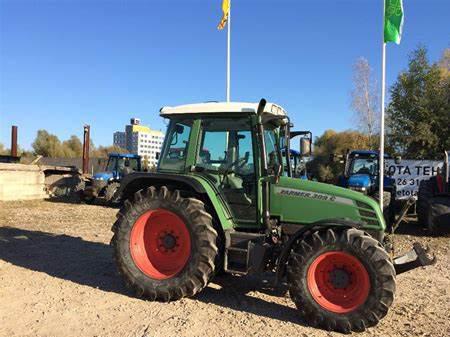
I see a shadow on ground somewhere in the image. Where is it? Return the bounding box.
[45,197,120,208]
[393,218,450,237]
[0,226,306,327]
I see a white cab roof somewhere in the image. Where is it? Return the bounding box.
[160,101,287,118]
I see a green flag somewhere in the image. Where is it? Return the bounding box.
[384,0,404,44]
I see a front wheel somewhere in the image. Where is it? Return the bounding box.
[104,182,120,204]
[111,186,218,301]
[287,228,396,333]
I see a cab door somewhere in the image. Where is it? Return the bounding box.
[193,117,259,227]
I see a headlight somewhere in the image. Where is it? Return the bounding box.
[349,186,367,193]
[94,177,104,181]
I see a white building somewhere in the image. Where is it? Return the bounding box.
[113,118,164,167]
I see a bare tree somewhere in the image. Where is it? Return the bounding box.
[350,58,380,149]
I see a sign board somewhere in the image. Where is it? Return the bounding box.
[385,160,444,200]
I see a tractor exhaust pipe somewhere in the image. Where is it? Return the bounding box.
[256,99,271,233]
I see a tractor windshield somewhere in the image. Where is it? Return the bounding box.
[106,157,116,172]
[264,124,283,176]
[118,157,140,172]
[349,157,378,176]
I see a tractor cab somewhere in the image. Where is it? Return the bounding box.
[99,153,141,180]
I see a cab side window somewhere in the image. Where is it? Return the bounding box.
[159,121,191,171]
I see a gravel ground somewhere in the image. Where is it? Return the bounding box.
[0,200,449,337]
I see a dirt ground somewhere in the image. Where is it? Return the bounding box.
[0,200,449,337]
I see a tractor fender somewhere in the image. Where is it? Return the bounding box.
[117,172,207,202]
[116,172,234,231]
[275,219,364,284]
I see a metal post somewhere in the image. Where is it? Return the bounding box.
[226,0,231,102]
[379,0,386,211]
[11,125,18,157]
[82,125,90,175]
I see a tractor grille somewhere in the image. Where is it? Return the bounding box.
[355,200,380,227]
[355,200,371,209]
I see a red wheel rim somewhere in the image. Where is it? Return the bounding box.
[129,208,191,280]
[307,251,370,314]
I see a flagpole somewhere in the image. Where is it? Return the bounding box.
[226,0,231,102]
[379,1,386,211]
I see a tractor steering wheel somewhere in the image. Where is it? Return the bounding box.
[220,152,250,184]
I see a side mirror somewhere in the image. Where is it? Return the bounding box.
[300,137,311,157]
[394,156,401,165]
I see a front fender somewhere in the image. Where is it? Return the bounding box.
[117,172,234,230]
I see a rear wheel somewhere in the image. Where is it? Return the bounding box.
[287,228,396,333]
[111,186,218,301]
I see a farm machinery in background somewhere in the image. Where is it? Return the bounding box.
[334,150,398,229]
[282,131,312,179]
[417,150,450,232]
[82,153,142,204]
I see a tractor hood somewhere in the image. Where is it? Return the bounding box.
[93,172,113,181]
[269,176,385,231]
[347,174,373,188]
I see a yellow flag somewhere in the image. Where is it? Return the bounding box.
[217,0,229,30]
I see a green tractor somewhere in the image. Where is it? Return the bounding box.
[111,100,434,332]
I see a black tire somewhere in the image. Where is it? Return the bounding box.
[111,186,218,301]
[427,196,450,234]
[417,179,435,227]
[373,191,394,232]
[287,227,396,333]
[105,182,120,204]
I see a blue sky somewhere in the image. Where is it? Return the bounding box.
[0,0,449,150]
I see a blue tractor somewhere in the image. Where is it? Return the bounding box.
[83,153,142,204]
[336,150,396,228]
[284,148,309,179]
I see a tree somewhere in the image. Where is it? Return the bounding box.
[386,46,450,159]
[438,48,450,77]
[350,57,380,149]
[32,130,64,157]
[61,135,83,158]
[309,129,371,183]
[0,143,7,155]
[90,145,128,158]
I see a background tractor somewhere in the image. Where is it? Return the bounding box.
[417,150,450,232]
[336,150,397,228]
[83,153,141,204]
[111,100,434,333]
[282,131,312,180]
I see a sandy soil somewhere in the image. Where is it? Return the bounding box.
[0,200,449,337]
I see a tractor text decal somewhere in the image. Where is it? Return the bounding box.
[274,187,354,206]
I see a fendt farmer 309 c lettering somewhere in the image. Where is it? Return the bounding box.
[111,100,435,333]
